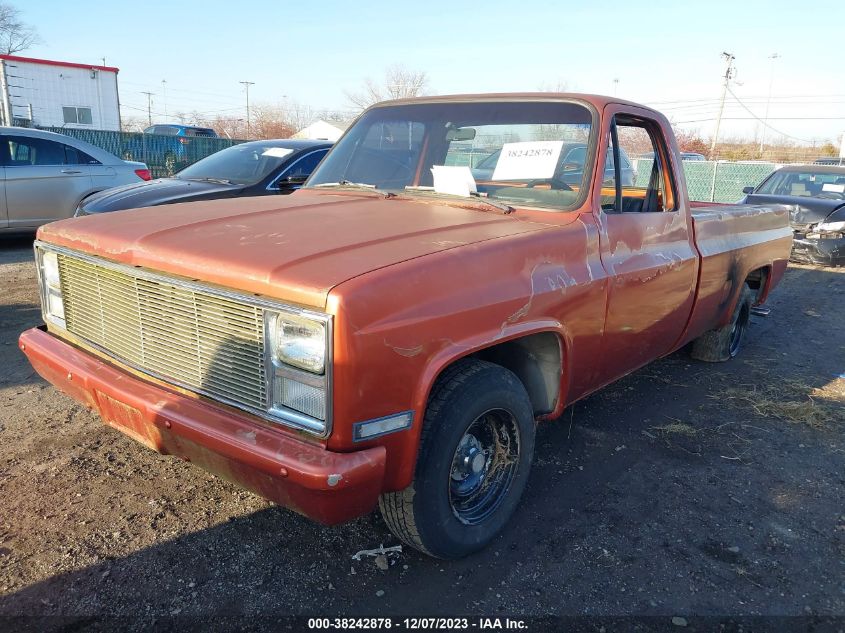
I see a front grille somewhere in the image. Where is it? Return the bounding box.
[57,252,267,411]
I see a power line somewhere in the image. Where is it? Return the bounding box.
[726,87,814,143]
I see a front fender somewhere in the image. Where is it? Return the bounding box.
[328,217,607,491]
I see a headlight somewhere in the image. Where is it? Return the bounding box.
[816,220,845,233]
[266,311,330,428]
[270,313,326,374]
[38,249,66,327]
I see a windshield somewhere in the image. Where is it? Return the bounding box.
[176,143,295,186]
[756,169,845,198]
[306,100,595,211]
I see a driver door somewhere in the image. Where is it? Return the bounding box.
[593,107,699,384]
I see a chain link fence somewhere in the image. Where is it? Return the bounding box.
[676,161,777,203]
[39,127,245,178]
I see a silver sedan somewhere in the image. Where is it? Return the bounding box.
[0,127,150,232]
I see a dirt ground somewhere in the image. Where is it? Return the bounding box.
[0,234,843,623]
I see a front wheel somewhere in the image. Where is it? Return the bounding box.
[379,359,535,559]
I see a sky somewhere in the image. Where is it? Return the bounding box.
[20,0,845,146]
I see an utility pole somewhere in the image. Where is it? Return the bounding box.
[161,79,168,119]
[709,52,735,160]
[758,53,780,156]
[612,78,619,96]
[240,81,255,138]
[140,91,154,126]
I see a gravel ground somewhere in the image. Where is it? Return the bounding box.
[0,235,843,623]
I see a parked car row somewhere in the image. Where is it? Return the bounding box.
[0,127,332,231]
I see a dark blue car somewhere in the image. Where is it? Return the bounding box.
[80,139,331,216]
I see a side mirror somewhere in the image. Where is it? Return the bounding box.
[742,186,755,194]
[446,126,476,141]
[279,174,308,188]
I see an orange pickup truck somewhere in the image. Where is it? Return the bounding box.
[20,94,792,559]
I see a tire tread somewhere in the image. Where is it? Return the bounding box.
[378,359,494,557]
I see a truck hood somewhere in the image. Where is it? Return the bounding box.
[80,178,244,214]
[39,190,551,308]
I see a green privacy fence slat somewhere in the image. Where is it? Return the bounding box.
[38,127,246,178]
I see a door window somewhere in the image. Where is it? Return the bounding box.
[283,149,328,179]
[603,117,676,212]
[63,145,99,165]
[7,137,66,166]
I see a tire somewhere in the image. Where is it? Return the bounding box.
[379,359,535,559]
[690,285,754,362]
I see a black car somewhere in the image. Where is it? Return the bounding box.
[78,139,332,215]
[741,165,845,266]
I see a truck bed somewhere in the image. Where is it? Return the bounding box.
[685,203,792,339]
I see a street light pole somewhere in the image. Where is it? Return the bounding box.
[709,52,735,160]
[240,81,255,138]
[758,53,780,156]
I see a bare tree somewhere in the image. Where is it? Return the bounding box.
[0,2,38,54]
[346,65,429,111]
[120,115,146,133]
[537,79,571,93]
[282,100,318,133]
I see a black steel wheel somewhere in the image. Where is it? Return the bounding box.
[380,359,535,559]
[449,408,521,525]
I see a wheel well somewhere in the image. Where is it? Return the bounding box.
[468,332,562,416]
[745,266,769,304]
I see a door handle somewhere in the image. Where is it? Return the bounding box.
[61,169,82,174]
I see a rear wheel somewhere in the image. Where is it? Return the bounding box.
[379,359,535,559]
[691,286,754,362]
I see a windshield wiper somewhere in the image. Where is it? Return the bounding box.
[187,177,236,185]
[313,180,396,198]
[403,186,515,214]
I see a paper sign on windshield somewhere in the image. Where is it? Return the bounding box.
[822,183,845,193]
[262,147,294,159]
[432,165,477,197]
[491,141,564,181]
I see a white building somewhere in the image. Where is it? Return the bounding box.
[293,119,354,142]
[0,54,121,130]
